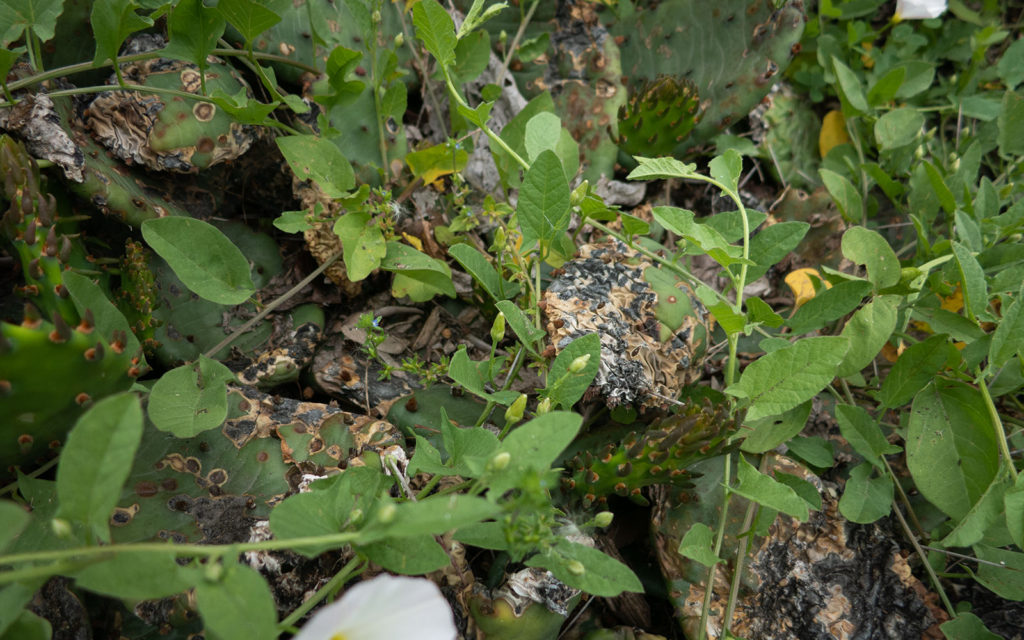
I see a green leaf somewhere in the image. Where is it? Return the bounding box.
[677,523,722,568]
[941,473,1010,548]
[1006,474,1024,548]
[91,0,154,66]
[63,271,143,367]
[0,502,29,554]
[56,393,143,542]
[732,455,810,521]
[626,156,699,181]
[362,494,500,543]
[990,295,1024,369]
[163,0,226,69]
[495,300,545,355]
[831,57,868,114]
[148,355,235,437]
[998,90,1024,158]
[874,108,924,150]
[450,244,507,301]
[195,564,277,640]
[740,401,812,454]
[786,436,834,468]
[277,134,355,199]
[727,336,849,421]
[412,0,456,67]
[524,112,564,164]
[653,206,745,267]
[0,0,63,47]
[835,404,901,469]
[497,412,582,475]
[210,87,280,124]
[907,381,1000,520]
[518,149,571,254]
[744,221,809,282]
[273,210,312,234]
[708,149,742,194]
[440,410,500,476]
[838,462,893,523]
[406,142,468,185]
[774,472,822,510]
[998,39,1024,90]
[952,241,989,320]
[974,545,1024,601]
[820,168,863,223]
[216,0,281,44]
[941,612,1003,640]
[0,584,39,637]
[866,66,906,107]
[142,217,255,305]
[879,334,958,409]
[74,550,198,600]
[333,211,386,281]
[382,241,456,300]
[456,100,493,128]
[745,296,784,329]
[452,521,508,550]
[925,161,957,215]
[526,538,642,597]
[835,295,899,377]
[545,333,601,409]
[447,347,519,404]
[787,279,873,335]
[0,610,49,640]
[358,535,450,574]
[841,226,900,289]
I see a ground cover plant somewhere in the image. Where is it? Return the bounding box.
[1,0,1023,638]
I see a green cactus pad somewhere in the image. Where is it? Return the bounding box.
[616,75,701,158]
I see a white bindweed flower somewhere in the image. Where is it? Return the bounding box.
[895,0,947,19]
[293,574,456,640]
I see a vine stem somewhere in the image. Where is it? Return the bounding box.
[698,454,732,640]
[277,557,366,631]
[891,502,956,617]
[977,370,1019,481]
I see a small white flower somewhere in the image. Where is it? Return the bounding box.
[895,0,947,19]
[293,574,456,640]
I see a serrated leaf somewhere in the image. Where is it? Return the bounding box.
[142,217,255,305]
[677,523,722,568]
[195,565,277,640]
[545,333,601,409]
[56,393,143,542]
[91,0,154,66]
[413,0,456,67]
[148,356,235,437]
[277,134,355,199]
[841,226,900,289]
[727,336,849,421]
[732,455,810,520]
[838,462,893,523]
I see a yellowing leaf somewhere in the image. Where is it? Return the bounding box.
[860,41,875,69]
[402,232,424,251]
[819,110,849,158]
[940,288,964,313]
[785,268,831,309]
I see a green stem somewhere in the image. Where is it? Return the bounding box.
[441,69,529,171]
[723,456,764,631]
[977,371,1019,481]
[698,454,732,640]
[369,4,389,170]
[277,557,365,631]
[891,502,956,617]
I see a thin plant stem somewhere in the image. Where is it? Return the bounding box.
[698,453,732,640]
[891,503,956,617]
[277,557,366,631]
[976,371,1019,481]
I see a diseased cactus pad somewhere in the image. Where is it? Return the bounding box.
[543,241,709,408]
[86,57,256,173]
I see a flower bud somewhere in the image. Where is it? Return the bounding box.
[504,393,527,424]
[594,511,614,528]
[204,562,224,582]
[489,451,511,472]
[394,33,404,47]
[567,560,586,575]
[570,180,589,207]
[371,9,381,23]
[568,353,591,374]
[50,518,72,539]
[536,397,552,415]
[490,312,506,344]
[377,502,397,524]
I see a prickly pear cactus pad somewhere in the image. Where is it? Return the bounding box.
[616,75,701,158]
[85,57,257,173]
[543,240,709,408]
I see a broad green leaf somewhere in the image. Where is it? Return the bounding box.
[526,538,642,597]
[524,112,564,164]
[838,462,892,523]
[952,241,988,320]
[997,38,1024,90]
[1005,474,1024,548]
[517,150,571,254]
[0,0,63,47]
[333,211,386,281]
[974,545,1024,601]
[941,612,1002,640]
[925,161,957,215]
[998,90,1024,158]
[413,0,456,67]
[907,381,1000,520]
[744,221,809,282]
[708,149,742,193]
[836,295,899,377]
[727,336,849,421]
[820,168,863,222]
[148,356,236,437]
[56,393,143,542]
[0,583,38,637]
[545,333,601,409]
[163,0,226,70]
[786,436,834,468]
[361,494,500,543]
[841,226,900,289]
[620,213,650,237]
[990,296,1024,369]
[874,108,924,150]
[911,307,986,343]
[406,142,468,185]
[626,156,699,181]
[195,564,277,640]
[653,206,745,267]
[701,209,768,243]
[878,334,958,409]
[732,455,810,521]
[941,473,1009,548]
[740,401,812,454]
[495,300,545,354]
[774,472,822,510]
[142,217,255,305]
[440,409,500,476]
[745,296,784,329]
[216,0,281,44]
[273,210,311,234]
[835,404,900,469]
[831,57,868,113]
[210,87,280,124]
[447,346,519,404]
[277,134,355,199]
[452,521,508,550]
[383,242,456,300]
[74,550,199,599]
[456,100,493,128]
[91,0,154,66]
[497,412,582,475]
[866,66,905,106]
[63,271,143,367]
[0,610,49,640]
[0,502,28,554]
[358,535,449,574]
[449,244,509,301]
[787,279,872,335]
[677,523,722,568]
